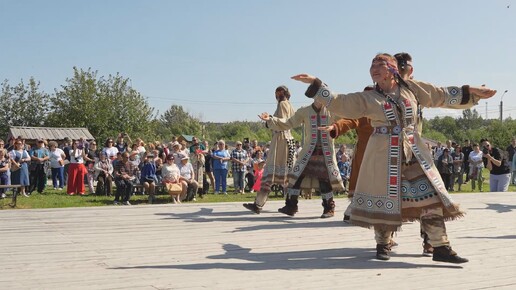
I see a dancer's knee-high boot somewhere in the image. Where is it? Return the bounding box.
[278,190,299,216]
[321,192,335,218]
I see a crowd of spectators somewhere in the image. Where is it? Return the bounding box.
[432,138,514,192]
[2,133,514,203]
[0,134,274,204]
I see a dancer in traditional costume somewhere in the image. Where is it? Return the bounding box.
[323,53,433,255]
[243,86,295,214]
[291,53,496,263]
[257,100,344,218]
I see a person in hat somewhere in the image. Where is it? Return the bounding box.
[140,152,157,203]
[170,141,182,166]
[256,95,343,218]
[243,85,296,212]
[179,154,198,201]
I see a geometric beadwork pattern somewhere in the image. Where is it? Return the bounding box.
[445,86,462,106]
[352,192,399,214]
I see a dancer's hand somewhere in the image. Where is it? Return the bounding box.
[291,74,317,84]
[258,112,270,121]
[318,125,335,132]
[469,86,497,99]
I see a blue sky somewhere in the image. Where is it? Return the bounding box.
[1,0,515,122]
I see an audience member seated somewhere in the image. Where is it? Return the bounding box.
[155,158,163,184]
[179,154,198,201]
[94,153,113,196]
[162,154,187,204]
[140,152,157,204]
[113,152,137,205]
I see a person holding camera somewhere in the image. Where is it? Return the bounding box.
[115,133,131,154]
[483,140,511,192]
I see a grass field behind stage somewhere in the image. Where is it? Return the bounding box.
[2,170,515,210]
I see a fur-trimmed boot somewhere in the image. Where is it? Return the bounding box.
[243,202,262,214]
[432,246,469,264]
[278,194,298,216]
[376,243,391,261]
[321,197,335,218]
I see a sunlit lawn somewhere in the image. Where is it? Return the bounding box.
[1,170,514,210]
[0,186,290,210]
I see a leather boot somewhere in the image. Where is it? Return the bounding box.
[278,194,298,216]
[376,243,391,261]
[432,246,469,264]
[243,202,261,214]
[321,197,335,218]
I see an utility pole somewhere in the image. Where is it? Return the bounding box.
[486,102,488,119]
[500,90,508,121]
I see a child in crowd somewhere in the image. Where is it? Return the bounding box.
[338,154,351,194]
[252,159,266,193]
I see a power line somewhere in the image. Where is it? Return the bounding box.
[142,95,308,106]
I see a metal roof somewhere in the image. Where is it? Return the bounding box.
[8,126,95,141]
[179,134,195,142]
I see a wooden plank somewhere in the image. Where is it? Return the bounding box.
[0,192,515,289]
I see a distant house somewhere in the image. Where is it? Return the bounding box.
[177,134,195,144]
[7,126,95,145]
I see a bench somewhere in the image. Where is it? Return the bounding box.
[0,184,24,207]
[132,184,166,195]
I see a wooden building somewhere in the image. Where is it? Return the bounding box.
[6,126,95,145]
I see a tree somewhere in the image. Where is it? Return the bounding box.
[46,67,155,142]
[0,78,50,138]
[158,105,202,139]
[456,109,485,132]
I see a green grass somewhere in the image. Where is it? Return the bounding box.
[0,187,292,210]
[1,170,514,210]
